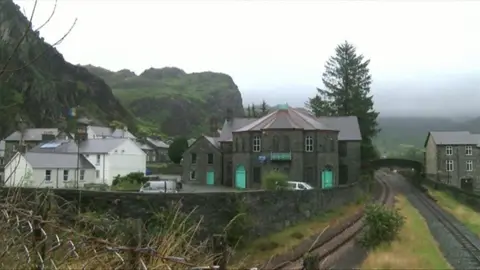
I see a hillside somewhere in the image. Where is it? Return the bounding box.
[0,0,137,137]
[375,116,480,155]
[84,65,245,136]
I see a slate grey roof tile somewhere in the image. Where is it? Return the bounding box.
[429,131,477,145]
[25,152,95,169]
[5,128,59,141]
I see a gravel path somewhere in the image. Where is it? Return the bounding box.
[390,173,480,269]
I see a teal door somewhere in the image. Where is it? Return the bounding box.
[321,169,333,189]
[235,165,246,189]
[206,171,215,185]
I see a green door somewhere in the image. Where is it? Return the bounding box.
[206,171,215,185]
[321,169,333,189]
[235,165,246,189]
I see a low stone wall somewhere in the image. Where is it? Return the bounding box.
[1,182,365,242]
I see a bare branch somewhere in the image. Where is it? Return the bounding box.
[34,0,57,32]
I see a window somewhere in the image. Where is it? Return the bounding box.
[80,170,85,181]
[253,167,261,183]
[305,136,314,152]
[96,170,100,179]
[45,170,51,182]
[445,146,453,156]
[272,136,279,151]
[467,160,474,172]
[190,170,196,180]
[63,170,69,181]
[253,136,261,152]
[234,138,240,152]
[328,136,335,152]
[466,146,473,156]
[96,154,101,165]
[283,136,290,151]
[207,153,214,164]
[446,160,454,172]
[191,153,197,164]
[241,137,246,152]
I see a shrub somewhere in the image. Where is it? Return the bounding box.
[261,171,289,190]
[112,172,148,190]
[359,203,405,249]
[168,137,189,164]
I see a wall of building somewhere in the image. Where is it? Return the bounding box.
[2,182,365,242]
[340,141,361,184]
[182,137,222,185]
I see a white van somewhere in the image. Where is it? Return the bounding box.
[139,180,178,193]
[287,181,314,191]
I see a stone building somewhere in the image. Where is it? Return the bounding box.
[182,105,362,189]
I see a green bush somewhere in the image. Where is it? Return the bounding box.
[359,203,405,249]
[261,171,289,190]
[168,137,189,164]
[111,172,148,190]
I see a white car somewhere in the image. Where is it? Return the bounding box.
[287,181,314,191]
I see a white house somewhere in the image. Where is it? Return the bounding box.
[3,152,96,188]
[28,138,146,186]
[87,125,136,140]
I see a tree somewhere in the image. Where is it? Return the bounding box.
[262,171,289,190]
[251,103,258,118]
[168,137,189,164]
[306,41,380,161]
[246,105,252,117]
[260,100,268,116]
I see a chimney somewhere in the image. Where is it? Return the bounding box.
[210,117,218,135]
[226,109,233,122]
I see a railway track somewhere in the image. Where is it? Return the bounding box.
[412,185,480,268]
[269,173,393,270]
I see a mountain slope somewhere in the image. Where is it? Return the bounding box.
[0,0,137,137]
[84,65,245,136]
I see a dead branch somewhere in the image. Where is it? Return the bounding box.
[0,0,77,78]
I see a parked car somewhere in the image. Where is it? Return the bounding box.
[139,180,178,193]
[287,181,314,191]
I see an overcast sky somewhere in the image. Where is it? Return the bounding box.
[14,0,480,117]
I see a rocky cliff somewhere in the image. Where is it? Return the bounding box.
[84,65,245,136]
[0,0,137,137]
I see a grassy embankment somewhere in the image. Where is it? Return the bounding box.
[361,195,451,269]
[427,188,480,236]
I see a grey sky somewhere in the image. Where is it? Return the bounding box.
[14,0,480,117]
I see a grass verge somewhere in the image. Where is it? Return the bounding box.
[427,187,480,236]
[230,203,363,267]
[361,195,451,269]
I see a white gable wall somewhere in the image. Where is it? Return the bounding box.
[30,168,96,188]
[107,139,146,182]
[3,153,32,187]
[83,153,109,185]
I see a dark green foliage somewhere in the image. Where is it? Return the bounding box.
[359,204,405,249]
[224,197,252,247]
[168,137,189,164]
[307,41,379,162]
[112,172,148,187]
[246,105,252,117]
[303,253,321,270]
[260,100,268,116]
[261,171,289,190]
[251,103,257,118]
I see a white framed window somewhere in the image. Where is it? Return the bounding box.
[445,146,453,156]
[305,136,314,152]
[96,154,101,165]
[446,160,454,172]
[190,170,196,180]
[80,170,85,181]
[253,136,261,152]
[467,160,474,172]
[45,170,51,182]
[63,170,69,181]
[96,170,100,179]
[466,146,473,156]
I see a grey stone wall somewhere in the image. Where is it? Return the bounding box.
[1,182,364,242]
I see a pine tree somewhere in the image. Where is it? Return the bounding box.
[260,100,268,116]
[307,41,380,161]
[246,105,252,117]
[251,103,258,118]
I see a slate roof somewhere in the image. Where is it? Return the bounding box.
[204,136,220,148]
[135,141,153,150]
[29,138,129,154]
[5,128,59,141]
[218,118,257,142]
[24,152,95,169]
[90,126,137,139]
[235,107,337,132]
[428,131,478,145]
[146,138,169,148]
